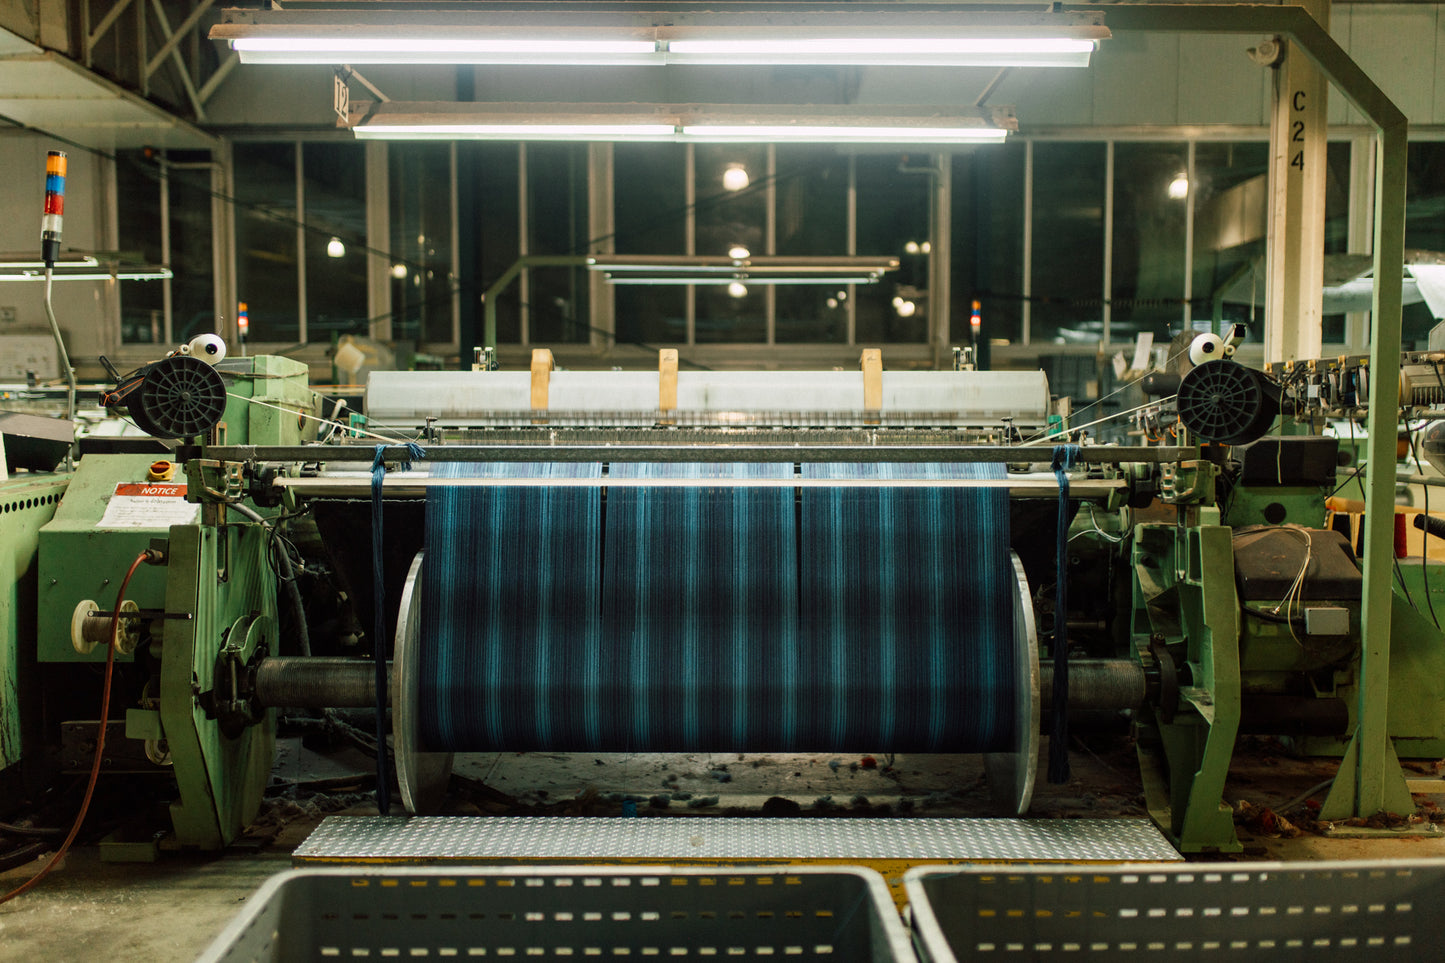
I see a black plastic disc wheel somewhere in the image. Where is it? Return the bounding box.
[131,355,228,439]
[1176,360,1277,445]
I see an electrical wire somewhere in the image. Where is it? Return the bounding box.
[225,392,408,445]
[1067,502,1127,544]
[1276,778,1336,816]
[1018,344,1190,446]
[1400,416,1443,628]
[1018,395,1177,448]
[0,551,150,906]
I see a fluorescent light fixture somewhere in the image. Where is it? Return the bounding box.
[0,268,172,282]
[585,254,897,286]
[607,275,884,286]
[348,103,1016,145]
[227,35,658,65]
[211,8,1108,67]
[356,124,677,141]
[0,254,99,269]
[664,37,1097,67]
[680,125,1008,143]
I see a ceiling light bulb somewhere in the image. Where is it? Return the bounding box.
[327,237,346,258]
[1168,173,1189,200]
[727,281,748,298]
[896,300,917,318]
[836,290,847,300]
[722,165,750,191]
[391,263,408,279]
[892,296,905,308]
[904,241,920,255]
[920,241,932,254]
[728,245,751,259]
[826,297,838,309]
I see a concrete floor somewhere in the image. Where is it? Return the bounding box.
[5,738,1445,961]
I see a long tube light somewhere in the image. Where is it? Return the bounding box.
[663,37,1098,68]
[606,275,883,286]
[211,8,1108,67]
[0,271,172,281]
[0,254,99,268]
[228,37,659,66]
[586,254,898,285]
[227,34,1097,67]
[349,103,1017,145]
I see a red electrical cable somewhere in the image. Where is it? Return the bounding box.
[0,550,151,906]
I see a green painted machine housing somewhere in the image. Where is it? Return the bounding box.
[36,356,315,665]
[1,474,68,773]
[1132,512,1243,854]
[159,523,277,849]
[36,453,187,663]
[1291,562,1445,760]
[213,354,318,446]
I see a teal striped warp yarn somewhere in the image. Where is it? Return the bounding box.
[419,461,1016,753]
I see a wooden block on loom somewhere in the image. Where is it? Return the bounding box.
[860,348,883,416]
[658,348,678,424]
[530,348,554,412]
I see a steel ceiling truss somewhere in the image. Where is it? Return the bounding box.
[76,0,236,122]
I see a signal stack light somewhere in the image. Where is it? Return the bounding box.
[41,151,66,266]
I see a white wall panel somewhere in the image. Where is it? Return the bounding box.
[1176,33,1272,126]
[1342,4,1436,127]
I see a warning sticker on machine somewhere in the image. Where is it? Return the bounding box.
[98,482,200,528]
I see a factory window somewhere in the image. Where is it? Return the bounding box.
[1029,142,1106,345]
[775,146,849,344]
[116,149,215,345]
[695,144,768,343]
[465,142,521,344]
[302,143,369,342]
[389,143,455,345]
[1190,141,1269,343]
[1111,142,1189,343]
[1403,140,1445,348]
[1320,140,1354,345]
[855,153,930,344]
[527,143,591,343]
[234,142,300,343]
[233,140,372,347]
[952,141,1026,351]
[614,143,687,345]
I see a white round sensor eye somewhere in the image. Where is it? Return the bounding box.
[1188,333,1225,366]
[187,333,227,364]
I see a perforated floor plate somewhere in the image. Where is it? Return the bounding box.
[293,816,1180,863]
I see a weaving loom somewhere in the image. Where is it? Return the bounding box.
[396,459,1035,814]
[45,348,1387,860]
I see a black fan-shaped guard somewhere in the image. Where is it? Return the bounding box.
[1176,360,1279,445]
[129,355,228,439]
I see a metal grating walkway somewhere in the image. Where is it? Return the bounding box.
[294,816,1180,864]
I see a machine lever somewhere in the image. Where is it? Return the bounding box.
[1413,513,1445,541]
[88,608,192,621]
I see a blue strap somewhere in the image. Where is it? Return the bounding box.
[1049,444,1079,784]
[371,442,426,813]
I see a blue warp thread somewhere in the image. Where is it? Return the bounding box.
[1048,444,1080,784]
[419,462,1015,753]
[371,442,425,814]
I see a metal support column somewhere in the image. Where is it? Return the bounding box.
[588,142,615,353]
[1320,119,1414,819]
[365,141,391,341]
[931,152,952,367]
[1091,2,1411,820]
[1264,0,1330,364]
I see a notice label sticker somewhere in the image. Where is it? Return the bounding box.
[98,482,200,529]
